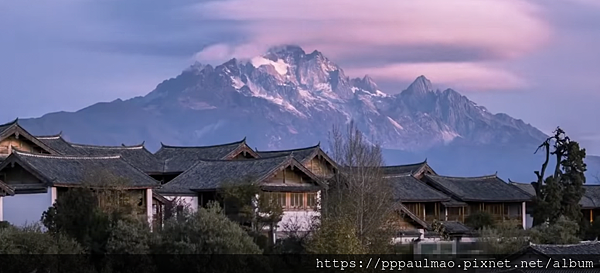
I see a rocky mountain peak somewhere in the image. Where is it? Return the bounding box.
[352,75,379,92]
[403,75,434,95]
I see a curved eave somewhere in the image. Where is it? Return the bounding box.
[34,131,63,139]
[159,138,247,149]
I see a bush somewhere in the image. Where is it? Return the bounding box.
[305,216,366,254]
[153,203,261,254]
[0,223,84,254]
[479,221,530,255]
[465,211,496,230]
[530,215,580,244]
[151,203,263,272]
[0,224,87,273]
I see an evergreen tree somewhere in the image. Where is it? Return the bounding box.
[531,127,587,228]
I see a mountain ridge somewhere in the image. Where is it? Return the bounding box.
[13,45,599,182]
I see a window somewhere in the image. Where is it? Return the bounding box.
[306,193,317,209]
[290,193,303,209]
[274,192,287,208]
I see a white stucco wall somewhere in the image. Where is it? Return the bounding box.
[277,210,320,232]
[525,213,534,229]
[2,187,55,226]
[164,195,198,212]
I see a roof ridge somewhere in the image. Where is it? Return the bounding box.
[0,118,19,128]
[256,143,320,153]
[70,143,144,149]
[34,131,63,139]
[160,138,245,149]
[382,159,428,168]
[426,173,498,180]
[13,150,121,160]
[193,154,292,163]
[532,241,600,247]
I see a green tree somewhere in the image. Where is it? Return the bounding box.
[41,170,150,254]
[0,224,87,273]
[529,215,580,244]
[478,221,529,255]
[305,216,366,254]
[465,211,496,230]
[219,181,283,251]
[152,203,264,273]
[532,128,587,227]
[154,202,262,254]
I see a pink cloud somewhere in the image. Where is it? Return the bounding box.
[189,0,551,91]
[346,62,527,91]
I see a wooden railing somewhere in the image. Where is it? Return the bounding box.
[422,214,521,224]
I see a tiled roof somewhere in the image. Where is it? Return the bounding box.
[155,138,251,173]
[441,198,468,207]
[36,134,164,174]
[0,119,60,155]
[382,160,432,177]
[256,144,320,163]
[68,142,163,174]
[438,221,473,235]
[158,155,324,194]
[35,133,81,155]
[0,118,18,135]
[510,181,600,209]
[581,185,600,209]
[387,174,451,202]
[0,180,14,196]
[0,151,160,188]
[529,241,600,256]
[397,203,429,229]
[424,174,532,202]
[509,181,536,197]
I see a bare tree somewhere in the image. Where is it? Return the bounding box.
[320,121,395,252]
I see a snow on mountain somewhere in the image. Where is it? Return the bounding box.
[18,44,547,156]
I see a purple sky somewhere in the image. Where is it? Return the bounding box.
[1,0,599,154]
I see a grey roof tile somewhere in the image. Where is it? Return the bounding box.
[510,181,600,209]
[0,151,160,188]
[256,144,320,163]
[382,160,436,177]
[0,119,60,155]
[529,241,600,256]
[68,142,164,174]
[424,174,532,202]
[509,181,536,197]
[0,179,14,196]
[581,185,600,209]
[0,119,17,135]
[387,174,451,202]
[397,203,430,229]
[158,155,324,194]
[35,133,82,155]
[441,198,468,207]
[155,138,251,173]
[438,221,473,234]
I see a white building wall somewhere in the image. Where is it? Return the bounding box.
[525,213,534,229]
[277,210,320,232]
[164,195,199,212]
[2,187,54,227]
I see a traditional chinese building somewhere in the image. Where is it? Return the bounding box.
[510,181,600,227]
[421,174,532,229]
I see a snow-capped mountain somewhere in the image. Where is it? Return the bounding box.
[19,45,583,181]
[135,45,546,151]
